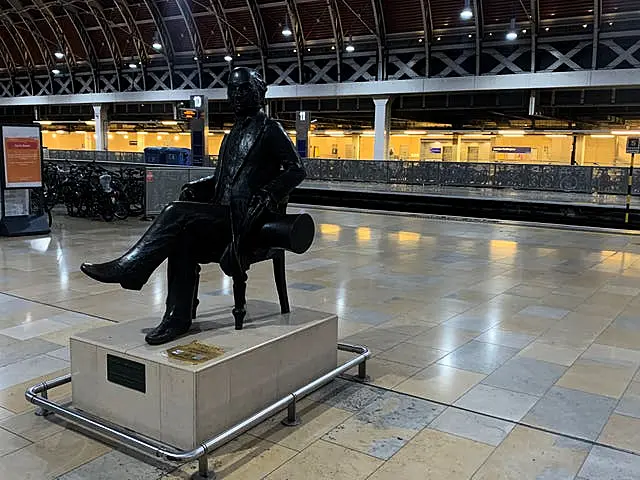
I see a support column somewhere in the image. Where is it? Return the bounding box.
[93,105,108,151]
[190,95,208,166]
[373,97,391,160]
[296,111,311,158]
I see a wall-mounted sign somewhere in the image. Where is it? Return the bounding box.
[492,146,532,154]
[191,95,204,109]
[2,126,42,189]
[626,137,640,154]
[179,108,200,121]
[430,147,442,154]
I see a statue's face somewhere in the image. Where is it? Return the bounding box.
[228,68,261,115]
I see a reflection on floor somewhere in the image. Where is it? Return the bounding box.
[1,207,640,479]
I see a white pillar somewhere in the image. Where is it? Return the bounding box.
[93,105,108,151]
[373,97,391,160]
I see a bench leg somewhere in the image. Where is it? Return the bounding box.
[232,272,247,330]
[273,252,290,314]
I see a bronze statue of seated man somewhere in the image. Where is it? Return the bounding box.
[80,67,306,345]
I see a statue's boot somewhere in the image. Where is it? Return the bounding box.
[81,202,190,290]
[145,256,199,345]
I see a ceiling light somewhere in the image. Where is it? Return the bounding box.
[468,34,472,38]
[293,48,297,53]
[331,45,335,50]
[346,44,355,53]
[590,134,614,138]
[506,18,518,41]
[51,69,60,75]
[128,63,137,69]
[418,38,423,43]
[193,56,198,61]
[224,55,232,62]
[612,130,640,135]
[522,29,527,33]
[582,24,588,28]
[35,120,52,125]
[545,27,550,31]
[161,120,178,126]
[499,130,526,135]
[282,25,292,37]
[437,36,441,41]
[54,51,64,59]
[489,32,493,36]
[460,0,473,20]
[152,41,162,50]
[609,22,614,26]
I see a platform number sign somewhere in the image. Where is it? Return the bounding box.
[627,137,640,154]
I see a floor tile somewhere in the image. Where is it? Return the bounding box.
[340,328,410,355]
[472,425,591,480]
[407,326,478,353]
[616,382,640,418]
[307,379,383,413]
[249,399,353,451]
[376,342,447,368]
[455,384,539,422]
[523,386,617,441]
[0,338,61,368]
[323,391,444,460]
[430,407,514,446]
[438,341,519,374]
[264,439,382,480]
[475,328,537,349]
[0,410,67,443]
[0,429,110,479]
[367,428,494,480]
[165,434,296,480]
[0,318,73,341]
[394,364,486,404]
[581,343,640,367]
[441,313,501,333]
[556,359,636,399]
[518,341,584,366]
[482,356,567,396]
[0,354,69,391]
[48,347,71,362]
[517,305,570,319]
[578,445,640,480]
[58,450,168,480]
[0,368,71,414]
[0,426,31,456]
[338,355,421,389]
[598,414,640,454]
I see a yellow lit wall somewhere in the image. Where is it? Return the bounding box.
[41,128,630,166]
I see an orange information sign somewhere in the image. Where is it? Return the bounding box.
[2,126,42,188]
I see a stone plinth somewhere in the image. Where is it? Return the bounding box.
[70,299,337,450]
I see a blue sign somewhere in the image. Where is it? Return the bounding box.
[492,146,532,154]
[430,147,442,154]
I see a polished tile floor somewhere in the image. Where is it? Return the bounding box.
[2,206,640,479]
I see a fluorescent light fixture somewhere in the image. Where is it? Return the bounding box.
[35,120,52,125]
[55,130,66,134]
[499,130,526,135]
[128,63,137,69]
[545,134,569,138]
[463,134,493,138]
[591,134,614,138]
[345,44,355,53]
[506,18,518,40]
[54,51,64,59]
[611,130,640,135]
[460,0,473,20]
[138,131,149,135]
[116,131,128,135]
[152,41,162,50]
[224,55,232,62]
[156,131,168,135]
[404,130,428,135]
[179,132,190,136]
[282,25,292,37]
[52,69,60,75]
[85,120,96,126]
[161,120,178,126]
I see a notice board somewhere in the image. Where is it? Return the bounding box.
[2,125,43,189]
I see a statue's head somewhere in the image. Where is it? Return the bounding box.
[227,67,267,115]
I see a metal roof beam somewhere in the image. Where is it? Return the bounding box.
[245,0,269,73]
[112,0,149,87]
[592,0,601,69]
[284,0,305,83]
[140,0,175,88]
[473,0,483,75]
[83,0,122,91]
[174,0,205,85]
[419,0,433,77]
[370,0,387,80]
[5,69,640,105]
[326,0,344,81]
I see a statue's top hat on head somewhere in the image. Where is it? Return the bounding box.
[227,67,267,115]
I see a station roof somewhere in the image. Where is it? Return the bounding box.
[0,0,638,71]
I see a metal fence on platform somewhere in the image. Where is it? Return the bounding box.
[47,149,640,196]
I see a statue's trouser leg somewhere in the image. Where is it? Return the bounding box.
[82,202,228,289]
